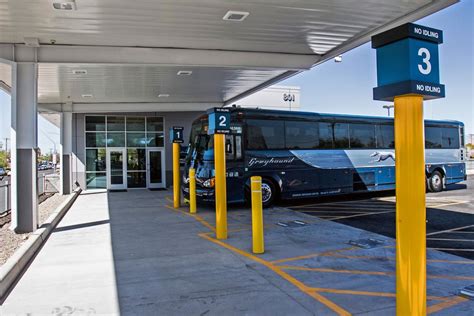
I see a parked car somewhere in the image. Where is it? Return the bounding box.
[0,167,6,176]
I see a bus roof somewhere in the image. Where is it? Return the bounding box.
[225,107,464,126]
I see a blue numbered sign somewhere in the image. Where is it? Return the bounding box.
[207,108,230,135]
[170,126,184,143]
[372,23,444,101]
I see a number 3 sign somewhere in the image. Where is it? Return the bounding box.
[207,108,231,135]
[372,23,444,101]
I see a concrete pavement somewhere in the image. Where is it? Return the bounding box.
[1,189,473,315]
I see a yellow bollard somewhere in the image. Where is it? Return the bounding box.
[189,168,197,214]
[394,95,426,316]
[172,142,180,209]
[214,134,227,239]
[251,176,264,254]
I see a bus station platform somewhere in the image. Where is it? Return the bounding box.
[1,189,473,315]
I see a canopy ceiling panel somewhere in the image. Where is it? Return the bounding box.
[0,0,457,107]
[38,64,286,104]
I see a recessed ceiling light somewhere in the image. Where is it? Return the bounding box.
[177,70,192,76]
[52,0,77,11]
[24,37,40,47]
[223,11,249,22]
[81,94,93,98]
[72,69,87,75]
[158,94,170,98]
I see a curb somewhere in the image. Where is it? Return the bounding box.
[0,188,82,300]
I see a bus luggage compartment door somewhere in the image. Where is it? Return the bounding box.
[353,171,376,192]
[318,169,352,193]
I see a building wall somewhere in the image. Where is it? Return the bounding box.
[72,111,203,189]
[233,85,300,111]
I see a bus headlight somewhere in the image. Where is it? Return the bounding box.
[202,178,215,188]
[183,176,189,184]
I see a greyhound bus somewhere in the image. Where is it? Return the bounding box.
[183,108,466,206]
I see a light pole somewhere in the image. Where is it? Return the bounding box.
[383,104,394,116]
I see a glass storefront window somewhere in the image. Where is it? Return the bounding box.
[86,148,106,171]
[86,116,105,131]
[86,172,107,189]
[107,116,125,131]
[127,117,145,132]
[147,117,164,132]
[127,133,147,147]
[85,115,165,189]
[146,132,164,147]
[127,149,146,170]
[127,172,146,188]
[86,132,106,147]
[107,132,126,147]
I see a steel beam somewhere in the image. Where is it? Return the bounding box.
[1,44,317,70]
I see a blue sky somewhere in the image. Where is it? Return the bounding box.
[282,0,473,135]
[0,0,473,151]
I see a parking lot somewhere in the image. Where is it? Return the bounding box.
[286,177,474,260]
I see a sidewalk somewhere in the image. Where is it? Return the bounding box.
[1,190,473,315]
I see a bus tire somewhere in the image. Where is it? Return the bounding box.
[261,178,276,207]
[428,171,444,193]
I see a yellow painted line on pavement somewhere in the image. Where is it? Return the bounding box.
[165,204,216,232]
[199,233,351,316]
[279,265,393,276]
[324,210,394,221]
[428,247,474,252]
[309,288,450,302]
[427,237,474,242]
[324,253,474,265]
[427,296,469,314]
[427,201,469,208]
[300,210,384,214]
[271,247,357,265]
[427,224,474,236]
[280,265,474,281]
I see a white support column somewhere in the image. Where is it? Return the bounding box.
[10,62,38,233]
[60,111,73,195]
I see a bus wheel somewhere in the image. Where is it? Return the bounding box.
[261,179,276,207]
[428,171,443,192]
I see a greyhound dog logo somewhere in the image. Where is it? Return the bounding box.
[370,151,395,162]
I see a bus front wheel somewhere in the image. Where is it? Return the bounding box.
[261,179,276,207]
[428,171,444,193]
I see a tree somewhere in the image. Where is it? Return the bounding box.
[0,151,7,168]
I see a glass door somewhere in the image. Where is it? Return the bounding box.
[107,148,127,190]
[147,149,166,188]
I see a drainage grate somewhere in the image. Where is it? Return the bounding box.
[459,284,474,300]
[276,220,307,228]
[348,238,385,249]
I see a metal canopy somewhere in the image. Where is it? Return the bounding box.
[0,0,457,109]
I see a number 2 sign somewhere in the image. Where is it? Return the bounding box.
[207,108,231,135]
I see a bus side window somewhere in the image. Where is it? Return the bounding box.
[334,123,349,149]
[318,122,334,149]
[225,135,235,160]
[376,124,394,149]
[235,135,242,160]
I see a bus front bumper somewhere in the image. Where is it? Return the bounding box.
[182,186,215,203]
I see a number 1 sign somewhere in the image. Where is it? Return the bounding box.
[207,108,231,135]
[372,23,444,101]
[170,126,184,143]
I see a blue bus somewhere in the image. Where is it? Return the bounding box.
[183,108,466,207]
